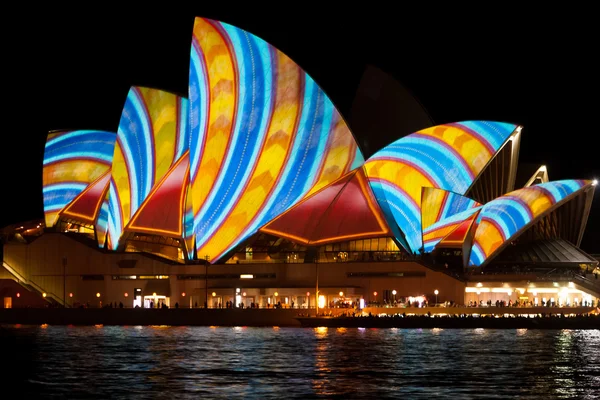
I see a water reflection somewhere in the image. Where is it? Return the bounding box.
[3,326,600,398]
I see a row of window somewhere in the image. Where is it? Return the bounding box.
[85,271,423,280]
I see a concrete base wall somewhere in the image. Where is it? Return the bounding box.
[2,233,466,308]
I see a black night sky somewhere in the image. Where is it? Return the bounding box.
[2,7,598,251]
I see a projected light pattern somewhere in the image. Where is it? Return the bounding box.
[364,121,517,253]
[188,18,362,262]
[96,191,110,248]
[42,130,116,227]
[422,207,482,252]
[41,17,595,270]
[469,180,591,266]
[183,183,195,259]
[421,187,481,231]
[107,87,189,249]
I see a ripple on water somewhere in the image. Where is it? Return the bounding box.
[2,325,599,399]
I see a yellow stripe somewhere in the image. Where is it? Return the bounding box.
[111,143,131,229]
[190,19,236,217]
[364,159,434,205]
[197,52,301,259]
[44,160,108,186]
[305,110,355,197]
[138,88,178,184]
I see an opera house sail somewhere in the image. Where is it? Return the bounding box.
[1,17,596,311]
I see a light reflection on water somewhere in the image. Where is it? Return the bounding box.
[2,325,600,399]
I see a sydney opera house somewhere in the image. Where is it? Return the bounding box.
[1,18,598,311]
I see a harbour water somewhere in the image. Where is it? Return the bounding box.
[2,325,599,399]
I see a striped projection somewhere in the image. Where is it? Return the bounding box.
[96,191,110,248]
[421,187,481,231]
[364,121,518,253]
[43,130,116,227]
[188,18,363,262]
[422,207,482,252]
[437,214,478,249]
[469,180,592,266]
[106,87,189,249]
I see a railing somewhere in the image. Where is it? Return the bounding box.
[2,261,66,307]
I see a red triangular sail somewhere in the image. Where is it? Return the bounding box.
[127,153,190,237]
[261,172,355,244]
[437,213,478,249]
[60,171,111,224]
[261,169,391,245]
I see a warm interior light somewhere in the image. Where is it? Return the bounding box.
[306,292,310,296]
[240,274,254,279]
[182,292,186,297]
[318,295,326,309]
[274,292,279,297]
[42,293,47,298]
[153,292,157,297]
[339,291,344,297]
[124,293,128,297]
[373,291,378,296]
[476,282,483,287]
[434,289,439,295]
[69,293,73,298]
[392,290,397,295]
[16,293,20,298]
[242,292,247,297]
[96,293,100,297]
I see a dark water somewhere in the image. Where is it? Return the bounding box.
[2,325,599,399]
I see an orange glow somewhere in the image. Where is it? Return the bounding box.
[306,292,310,296]
[16,293,20,298]
[211,292,216,297]
[96,292,101,298]
[42,293,47,298]
[242,292,247,297]
[124,293,128,297]
[182,292,186,297]
[373,291,378,297]
[60,170,111,223]
[69,293,73,298]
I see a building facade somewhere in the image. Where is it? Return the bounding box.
[2,17,599,310]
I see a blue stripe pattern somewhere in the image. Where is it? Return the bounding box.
[365,121,516,253]
[422,206,482,252]
[188,39,209,183]
[468,180,588,266]
[116,88,155,212]
[194,25,272,245]
[43,130,116,224]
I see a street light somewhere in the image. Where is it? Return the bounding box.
[434,289,439,305]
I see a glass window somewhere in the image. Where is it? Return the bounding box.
[363,239,370,251]
[371,238,379,250]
